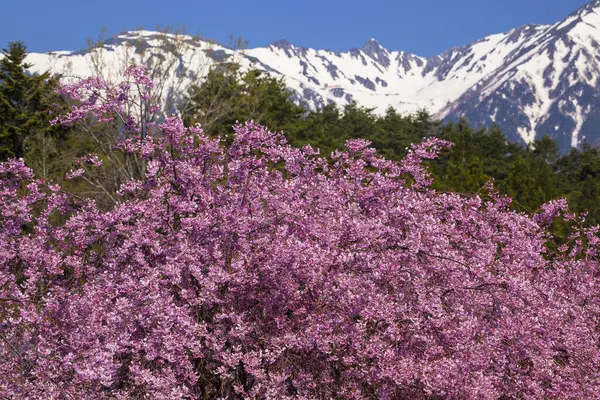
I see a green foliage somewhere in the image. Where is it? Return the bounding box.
[556,144,600,225]
[0,42,65,161]
[284,103,345,154]
[430,118,489,193]
[182,65,305,142]
[502,156,554,212]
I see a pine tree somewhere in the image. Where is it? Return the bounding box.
[431,118,488,193]
[182,65,304,141]
[0,41,59,160]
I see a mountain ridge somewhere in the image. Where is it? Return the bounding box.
[18,0,600,151]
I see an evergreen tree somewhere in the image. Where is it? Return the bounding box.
[473,124,517,180]
[411,108,439,138]
[431,118,488,193]
[182,65,304,141]
[556,144,600,224]
[181,62,243,135]
[501,156,553,212]
[0,41,61,160]
[338,101,376,140]
[285,103,345,154]
[236,69,305,131]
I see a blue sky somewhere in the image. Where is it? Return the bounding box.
[0,0,591,56]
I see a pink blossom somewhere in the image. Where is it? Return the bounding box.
[2,71,600,399]
[65,167,85,180]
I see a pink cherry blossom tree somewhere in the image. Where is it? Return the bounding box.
[1,67,599,399]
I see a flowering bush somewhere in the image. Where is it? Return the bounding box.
[1,68,600,399]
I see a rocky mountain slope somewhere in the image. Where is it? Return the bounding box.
[22,0,600,151]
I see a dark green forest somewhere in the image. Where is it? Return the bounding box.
[3,41,600,228]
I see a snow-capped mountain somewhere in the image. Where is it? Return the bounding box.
[21,0,600,151]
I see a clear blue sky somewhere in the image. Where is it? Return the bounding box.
[0,0,591,57]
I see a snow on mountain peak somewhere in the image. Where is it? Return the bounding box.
[571,0,600,16]
[360,38,390,67]
[20,1,600,151]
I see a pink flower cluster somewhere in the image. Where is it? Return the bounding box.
[51,65,156,131]
[2,71,600,399]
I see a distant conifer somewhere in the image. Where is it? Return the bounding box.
[0,41,60,160]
